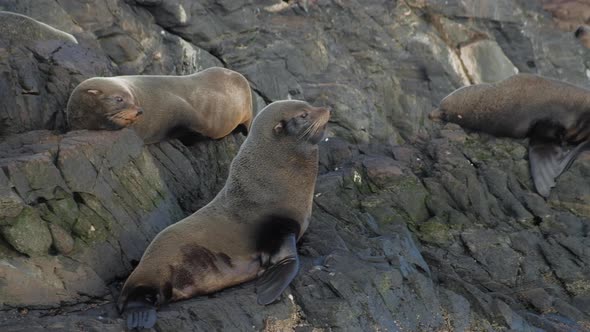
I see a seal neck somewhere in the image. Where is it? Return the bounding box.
[218,136,319,222]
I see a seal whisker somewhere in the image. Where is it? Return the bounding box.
[297,121,315,141]
[308,117,325,138]
[298,120,318,141]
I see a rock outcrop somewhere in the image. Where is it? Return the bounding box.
[0,0,589,331]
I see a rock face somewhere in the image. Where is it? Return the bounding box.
[0,0,589,331]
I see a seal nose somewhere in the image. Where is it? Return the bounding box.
[136,108,144,115]
[428,108,442,121]
[314,106,331,115]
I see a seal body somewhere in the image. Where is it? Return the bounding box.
[67,67,253,144]
[118,100,330,329]
[0,11,77,45]
[429,73,590,197]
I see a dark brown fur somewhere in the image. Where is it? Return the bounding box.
[67,67,253,144]
[181,245,222,273]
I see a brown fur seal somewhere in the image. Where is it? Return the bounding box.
[575,25,590,48]
[429,73,590,198]
[0,11,77,45]
[118,100,330,329]
[67,67,253,144]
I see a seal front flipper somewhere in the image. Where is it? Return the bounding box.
[529,139,590,197]
[256,233,300,305]
[124,301,157,330]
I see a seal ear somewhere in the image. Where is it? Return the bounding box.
[86,89,101,95]
[273,120,285,135]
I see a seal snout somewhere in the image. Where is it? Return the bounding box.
[107,106,144,128]
[310,106,331,124]
[428,108,444,122]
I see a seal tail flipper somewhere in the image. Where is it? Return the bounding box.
[256,233,300,305]
[529,139,590,197]
[119,284,164,330]
[124,301,157,330]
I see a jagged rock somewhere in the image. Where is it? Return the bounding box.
[48,223,74,255]
[0,128,244,308]
[0,171,23,219]
[460,39,519,83]
[1,207,52,256]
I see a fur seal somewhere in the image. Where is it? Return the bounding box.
[0,11,77,45]
[67,67,253,144]
[118,100,330,329]
[429,73,590,197]
[575,25,590,48]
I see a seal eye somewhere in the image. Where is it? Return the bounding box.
[115,96,124,103]
[300,112,308,119]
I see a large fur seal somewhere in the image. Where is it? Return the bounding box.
[0,11,77,45]
[67,67,253,144]
[429,73,590,197]
[118,100,330,329]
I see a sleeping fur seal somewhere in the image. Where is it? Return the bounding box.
[67,67,253,144]
[118,100,330,329]
[429,73,590,197]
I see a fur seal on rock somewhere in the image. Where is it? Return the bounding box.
[429,73,590,197]
[0,11,77,45]
[118,100,330,329]
[67,67,253,144]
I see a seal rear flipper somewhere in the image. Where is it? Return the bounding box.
[529,139,590,197]
[124,300,157,330]
[256,233,300,305]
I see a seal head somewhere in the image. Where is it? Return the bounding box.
[428,84,493,130]
[256,100,330,145]
[67,78,143,130]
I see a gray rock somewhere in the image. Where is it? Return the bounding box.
[48,223,74,255]
[1,207,52,256]
[460,39,519,83]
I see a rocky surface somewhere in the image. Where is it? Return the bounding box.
[0,0,589,331]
